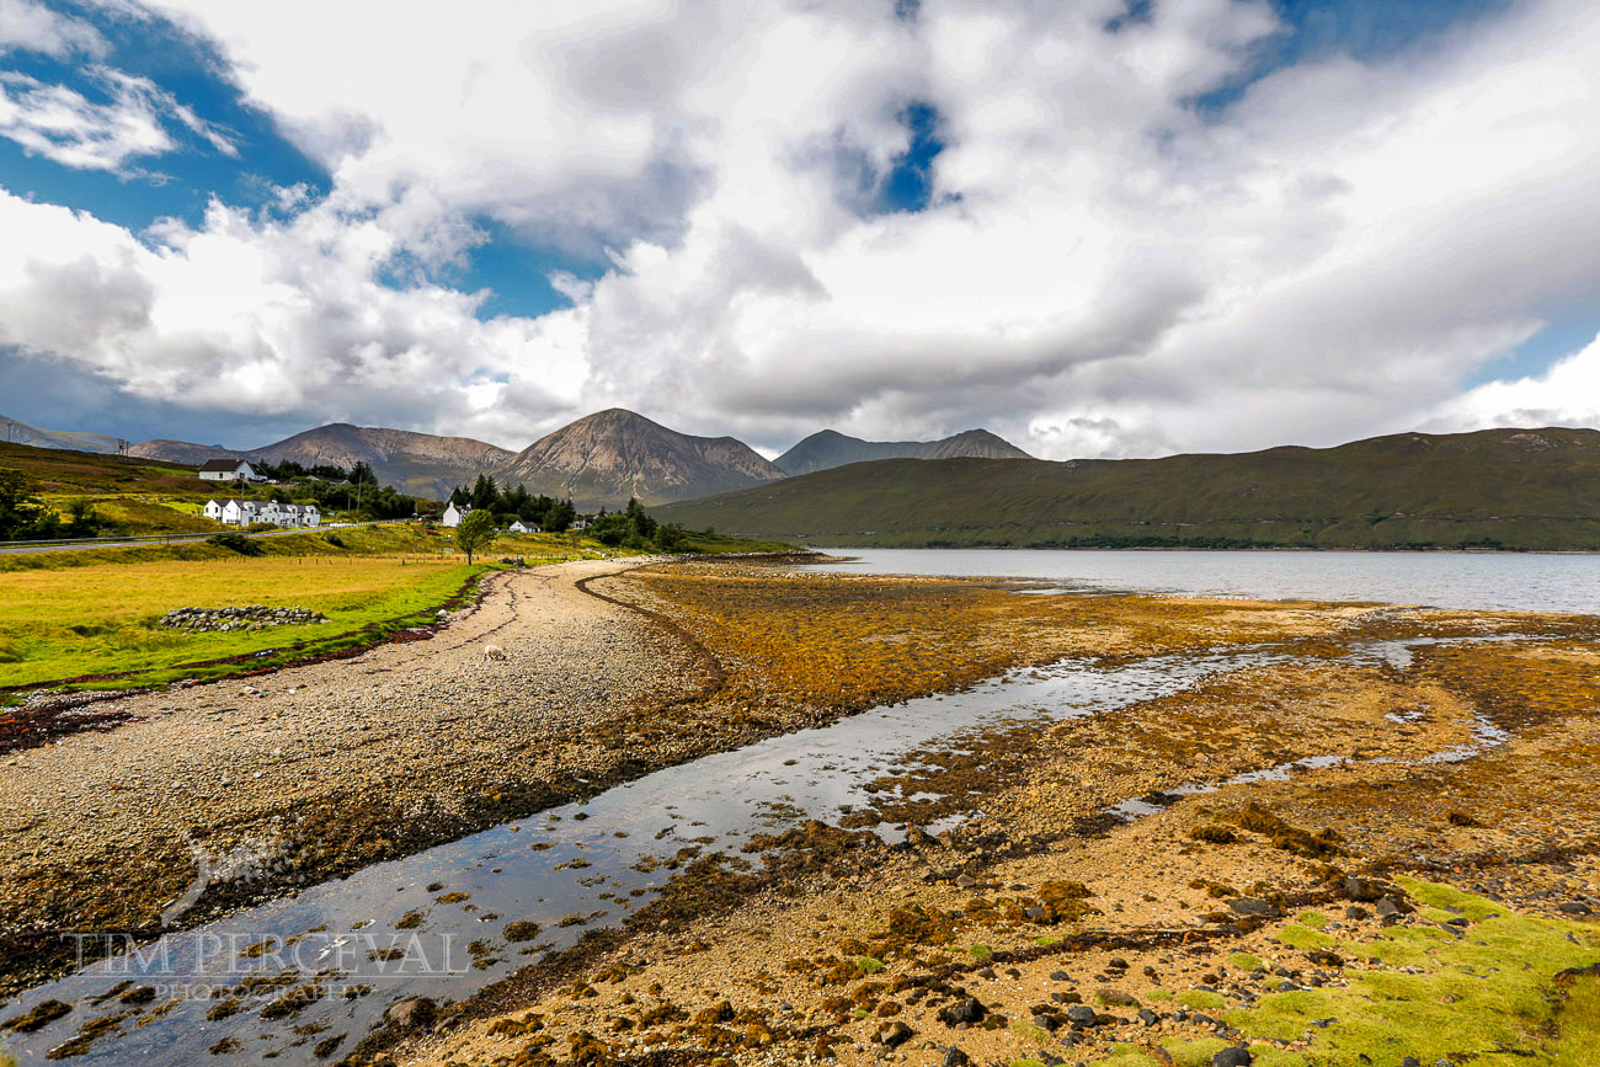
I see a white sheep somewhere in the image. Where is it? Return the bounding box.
[484,644,506,661]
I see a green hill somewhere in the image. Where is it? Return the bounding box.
[654,427,1600,551]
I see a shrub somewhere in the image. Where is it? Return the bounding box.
[206,532,263,556]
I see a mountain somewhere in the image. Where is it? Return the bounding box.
[1,414,122,455]
[130,424,515,499]
[773,427,1032,475]
[655,427,1600,551]
[494,408,786,510]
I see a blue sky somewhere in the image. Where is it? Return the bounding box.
[2,0,1599,456]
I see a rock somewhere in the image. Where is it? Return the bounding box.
[1401,1059,1423,1067]
[941,1050,969,1067]
[875,1020,913,1048]
[1558,901,1592,915]
[1032,1013,1060,1032]
[1065,1004,1098,1028]
[1211,1047,1252,1067]
[1107,957,1129,969]
[385,997,438,1031]
[1228,896,1272,916]
[1344,905,1370,920]
[938,998,985,1026]
[1048,970,1071,981]
[1137,1009,1159,1027]
[1097,988,1139,1007]
[976,967,996,980]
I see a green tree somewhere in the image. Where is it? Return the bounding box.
[455,509,498,564]
[0,468,51,540]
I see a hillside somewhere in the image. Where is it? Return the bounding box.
[495,408,786,510]
[773,427,1032,475]
[131,424,516,499]
[656,427,1600,551]
[1,415,121,455]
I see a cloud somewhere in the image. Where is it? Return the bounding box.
[5,0,1600,460]
[0,66,236,172]
[1420,331,1600,432]
[0,188,583,448]
[0,0,108,58]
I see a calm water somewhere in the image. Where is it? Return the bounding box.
[803,548,1600,614]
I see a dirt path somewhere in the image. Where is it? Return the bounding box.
[0,557,707,993]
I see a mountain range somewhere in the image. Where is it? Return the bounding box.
[773,428,1031,475]
[5,410,1030,509]
[656,427,1600,551]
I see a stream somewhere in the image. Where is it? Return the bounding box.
[1,631,1541,1065]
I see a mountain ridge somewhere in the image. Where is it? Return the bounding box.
[657,426,1600,551]
[774,427,1031,475]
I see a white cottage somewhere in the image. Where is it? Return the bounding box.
[508,519,539,534]
[198,459,266,483]
[442,502,472,528]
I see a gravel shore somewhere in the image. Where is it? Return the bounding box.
[0,557,707,992]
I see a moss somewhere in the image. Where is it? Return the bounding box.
[1176,989,1226,1011]
[1223,882,1600,1064]
[1275,925,1335,951]
[969,944,993,962]
[1161,1037,1232,1067]
[1229,952,1266,972]
[1146,988,1174,1002]
[1551,972,1600,1066]
[1295,910,1329,929]
[857,957,884,975]
[1087,1046,1162,1067]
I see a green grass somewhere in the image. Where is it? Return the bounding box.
[0,523,789,697]
[657,426,1600,550]
[1229,951,1267,972]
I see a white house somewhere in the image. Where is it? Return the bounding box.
[212,499,321,528]
[442,502,473,527]
[198,458,266,483]
[508,519,541,534]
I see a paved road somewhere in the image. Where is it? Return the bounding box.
[0,519,407,556]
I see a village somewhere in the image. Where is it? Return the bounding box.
[196,457,588,534]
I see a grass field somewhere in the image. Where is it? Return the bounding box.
[0,524,600,694]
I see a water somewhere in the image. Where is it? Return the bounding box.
[6,549,1581,1063]
[1,649,1258,1065]
[803,548,1600,614]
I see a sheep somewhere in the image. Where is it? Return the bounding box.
[484,644,506,661]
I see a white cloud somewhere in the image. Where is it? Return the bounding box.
[0,67,235,173]
[0,0,108,58]
[5,0,1600,458]
[0,188,584,446]
[1421,331,1600,432]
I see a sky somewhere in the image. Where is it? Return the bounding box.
[2,0,1600,460]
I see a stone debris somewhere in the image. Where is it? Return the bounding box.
[160,605,328,632]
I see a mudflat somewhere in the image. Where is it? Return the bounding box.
[394,560,1600,1067]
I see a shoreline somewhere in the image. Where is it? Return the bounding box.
[4,558,1599,1065]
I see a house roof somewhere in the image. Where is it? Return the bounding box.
[198,458,252,472]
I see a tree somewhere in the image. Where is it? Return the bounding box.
[0,469,52,540]
[349,461,379,487]
[455,509,498,564]
[469,473,499,512]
